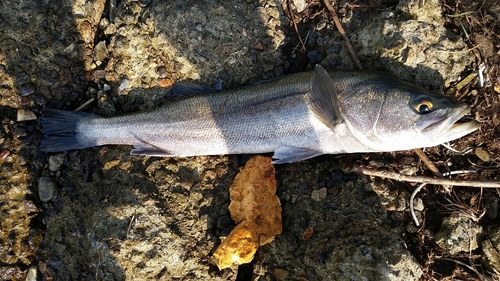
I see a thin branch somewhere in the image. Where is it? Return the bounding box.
[323,0,363,70]
[352,165,500,188]
[287,0,306,53]
[413,148,443,178]
[409,170,479,226]
[127,212,136,239]
[74,98,95,112]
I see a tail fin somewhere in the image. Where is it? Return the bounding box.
[39,109,98,152]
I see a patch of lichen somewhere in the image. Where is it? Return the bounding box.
[0,147,40,281]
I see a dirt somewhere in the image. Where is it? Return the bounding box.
[0,0,499,280]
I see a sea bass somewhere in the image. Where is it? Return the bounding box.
[39,66,478,163]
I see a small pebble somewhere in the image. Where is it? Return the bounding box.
[203,170,217,182]
[159,78,173,88]
[307,50,323,64]
[120,14,136,25]
[88,87,98,95]
[103,84,111,92]
[38,261,47,274]
[368,160,386,168]
[402,156,415,165]
[26,266,37,281]
[20,96,31,106]
[215,163,228,177]
[138,0,152,8]
[326,44,342,54]
[218,70,230,81]
[311,187,328,202]
[48,154,64,172]
[475,147,491,162]
[400,165,417,176]
[301,227,314,241]
[493,82,500,94]
[97,90,116,116]
[412,197,424,212]
[0,150,10,161]
[104,24,117,35]
[16,109,37,121]
[84,47,93,56]
[21,84,36,96]
[391,211,408,222]
[180,181,194,190]
[118,79,129,93]
[273,268,290,281]
[254,40,264,51]
[292,0,307,13]
[93,41,109,63]
[38,176,56,202]
[99,18,109,29]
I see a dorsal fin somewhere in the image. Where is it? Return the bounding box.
[162,81,220,102]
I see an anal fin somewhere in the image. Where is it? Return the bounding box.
[129,132,172,156]
[130,144,173,157]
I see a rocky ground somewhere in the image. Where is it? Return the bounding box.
[0,0,499,280]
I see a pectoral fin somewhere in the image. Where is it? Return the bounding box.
[272,146,323,164]
[310,65,342,129]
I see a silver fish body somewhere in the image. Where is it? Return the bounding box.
[39,66,478,163]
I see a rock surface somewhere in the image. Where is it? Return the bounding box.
[0,0,479,280]
[0,109,41,280]
[482,226,500,272]
[350,0,470,90]
[434,212,484,255]
[258,161,423,280]
[37,176,56,202]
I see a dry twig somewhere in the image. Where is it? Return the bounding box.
[74,98,95,112]
[287,0,306,53]
[352,165,500,188]
[413,148,443,178]
[323,0,363,70]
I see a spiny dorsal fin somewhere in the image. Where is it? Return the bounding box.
[310,65,342,129]
[163,81,220,102]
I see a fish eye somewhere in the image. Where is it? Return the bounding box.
[414,100,433,114]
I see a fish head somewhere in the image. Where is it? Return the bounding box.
[339,73,479,151]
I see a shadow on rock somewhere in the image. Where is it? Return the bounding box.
[1,0,284,279]
[255,156,423,280]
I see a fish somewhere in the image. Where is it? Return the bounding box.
[39,65,479,164]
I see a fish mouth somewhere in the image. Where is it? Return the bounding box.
[421,105,479,140]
